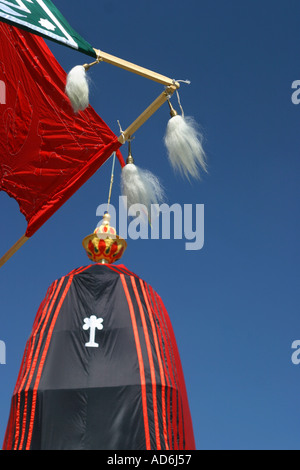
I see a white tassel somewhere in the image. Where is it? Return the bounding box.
[121,163,165,217]
[164,112,207,180]
[65,65,89,113]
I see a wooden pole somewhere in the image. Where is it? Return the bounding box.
[94,49,180,88]
[118,84,177,143]
[0,235,29,268]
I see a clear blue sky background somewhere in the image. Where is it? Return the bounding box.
[0,0,299,450]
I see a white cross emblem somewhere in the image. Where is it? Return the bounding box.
[83,315,104,348]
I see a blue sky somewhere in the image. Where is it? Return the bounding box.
[0,0,299,450]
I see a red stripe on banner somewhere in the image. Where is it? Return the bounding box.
[104,264,127,277]
[31,284,55,333]
[12,285,55,416]
[69,264,94,276]
[4,336,32,449]
[103,264,140,280]
[14,279,60,450]
[146,284,173,448]
[3,395,16,450]
[14,284,55,398]
[156,295,184,449]
[149,285,179,449]
[130,276,161,450]
[13,338,32,397]
[114,265,140,279]
[139,279,169,450]
[17,278,62,450]
[26,275,74,450]
[155,291,180,450]
[157,295,196,450]
[120,274,151,451]
[10,284,55,446]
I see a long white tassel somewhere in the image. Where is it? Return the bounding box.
[121,161,165,217]
[164,99,207,180]
[65,65,90,113]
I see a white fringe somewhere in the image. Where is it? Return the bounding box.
[164,114,207,179]
[121,164,165,216]
[65,65,89,113]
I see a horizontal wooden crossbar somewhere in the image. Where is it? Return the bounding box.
[93,48,180,88]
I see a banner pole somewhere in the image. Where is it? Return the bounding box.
[93,49,180,88]
[118,84,177,143]
[0,235,29,268]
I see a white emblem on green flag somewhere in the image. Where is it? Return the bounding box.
[0,0,96,57]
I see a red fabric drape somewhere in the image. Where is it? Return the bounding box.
[0,23,121,237]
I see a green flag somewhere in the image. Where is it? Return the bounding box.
[0,0,96,57]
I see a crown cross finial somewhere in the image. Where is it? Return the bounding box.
[82,212,127,265]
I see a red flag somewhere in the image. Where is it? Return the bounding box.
[0,23,121,237]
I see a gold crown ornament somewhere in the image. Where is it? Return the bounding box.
[82,212,127,264]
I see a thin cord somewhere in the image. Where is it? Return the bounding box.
[107,152,116,212]
[171,79,191,117]
[176,89,185,117]
[117,120,126,143]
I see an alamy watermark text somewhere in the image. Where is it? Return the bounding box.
[291,80,300,105]
[0,340,6,365]
[96,197,205,251]
[291,340,300,365]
